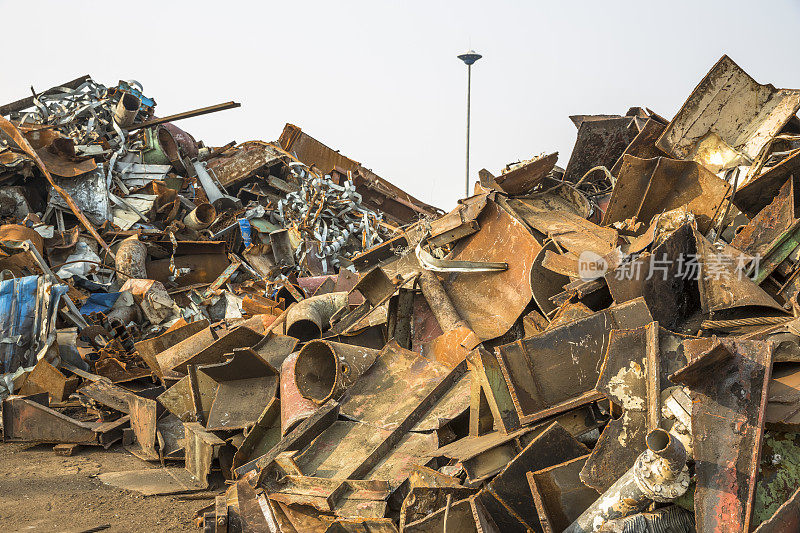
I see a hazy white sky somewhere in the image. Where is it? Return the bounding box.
[2,1,800,211]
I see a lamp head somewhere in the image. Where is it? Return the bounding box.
[457,50,482,66]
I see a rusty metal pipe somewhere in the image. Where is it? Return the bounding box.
[285,292,348,342]
[183,203,216,230]
[280,352,318,435]
[418,270,469,332]
[113,93,140,127]
[565,429,689,533]
[294,340,381,403]
[192,160,241,211]
[115,235,147,283]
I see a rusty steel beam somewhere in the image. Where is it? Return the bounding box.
[124,101,241,131]
[672,339,774,533]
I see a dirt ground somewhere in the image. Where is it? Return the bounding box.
[0,442,213,533]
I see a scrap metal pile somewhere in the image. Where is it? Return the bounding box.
[2,55,800,532]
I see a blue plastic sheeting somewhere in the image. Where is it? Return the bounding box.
[239,218,253,248]
[0,275,66,374]
[80,292,121,315]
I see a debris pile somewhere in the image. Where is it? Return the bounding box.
[3,55,800,532]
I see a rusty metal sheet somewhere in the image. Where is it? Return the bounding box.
[294,420,393,479]
[134,319,209,378]
[147,244,230,287]
[496,298,653,425]
[154,326,216,379]
[127,394,159,459]
[529,454,596,533]
[766,363,800,427]
[324,518,398,533]
[494,152,558,195]
[694,228,787,316]
[467,347,519,434]
[339,341,456,430]
[290,344,462,482]
[656,55,800,172]
[475,422,589,530]
[78,379,139,414]
[411,371,470,432]
[563,116,638,184]
[403,496,477,533]
[754,486,800,533]
[205,141,285,187]
[297,358,464,479]
[232,479,273,533]
[433,403,606,484]
[440,198,540,341]
[252,332,298,369]
[157,372,217,423]
[18,358,78,402]
[184,420,225,484]
[435,426,539,483]
[580,327,651,492]
[610,117,667,175]
[506,198,618,257]
[97,467,207,496]
[2,393,111,446]
[735,152,800,218]
[32,136,98,178]
[410,292,443,355]
[236,402,336,481]
[200,348,278,431]
[530,241,572,317]
[428,193,489,247]
[579,323,689,492]
[0,115,113,256]
[232,398,281,471]
[421,326,475,369]
[281,351,318,435]
[672,339,774,533]
[606,222,783,329]
[171,326,263,374]
[602,155,730,233]
[275,501,334,532]
[732,177,796,259]
[400,486,478,531]
[364,431,439,488]
[263,476,391,518]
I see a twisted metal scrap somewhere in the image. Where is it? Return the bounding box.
[272,162,389,273]
[15,78,152,191]
[17,78,130,148]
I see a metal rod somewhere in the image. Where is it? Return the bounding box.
[124,101,241,131]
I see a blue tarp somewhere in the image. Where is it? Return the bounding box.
[80,292,122,315]
[0,275,66,374]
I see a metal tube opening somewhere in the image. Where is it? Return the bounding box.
[646,428,671,454]
[294,341,337,402]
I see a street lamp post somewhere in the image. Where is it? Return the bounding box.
[457,50,482,198]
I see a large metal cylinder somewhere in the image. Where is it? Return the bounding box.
[280,352,318,435]
[115,235,148,283]
[294,340,381,403]
[566,429,689,533]
[183,203,216,230]
[285,292,348,342]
